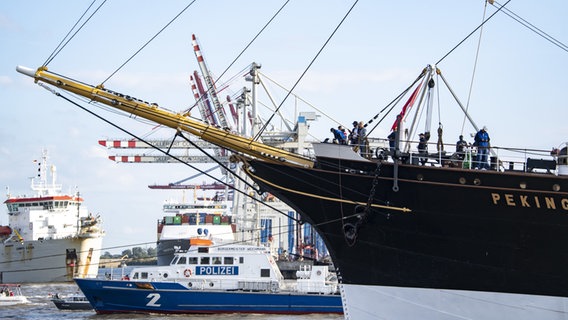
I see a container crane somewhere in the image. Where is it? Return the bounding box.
[191,34,230,130]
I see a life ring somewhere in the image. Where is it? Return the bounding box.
[184,269,192,277]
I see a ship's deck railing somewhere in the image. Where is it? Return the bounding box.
[360,137,559,174]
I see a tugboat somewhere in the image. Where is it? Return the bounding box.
[1,150,105,283]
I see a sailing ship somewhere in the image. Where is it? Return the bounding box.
[1,150,104,283]
[17,61,568,318]
[75,237,342,314]
[14,2,568,316]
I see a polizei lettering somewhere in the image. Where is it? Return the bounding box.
[491,193,568,210]
[196,266,239,276]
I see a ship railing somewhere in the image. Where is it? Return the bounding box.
[183,279,280,292]
[366,137,558,174]
[285,279,339,295]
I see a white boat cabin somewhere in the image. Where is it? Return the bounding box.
[127,238,338,294]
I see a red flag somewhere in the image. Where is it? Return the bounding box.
[391,80,423,131]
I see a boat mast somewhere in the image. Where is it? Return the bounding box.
[31,149,62,197]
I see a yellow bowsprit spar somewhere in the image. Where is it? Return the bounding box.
[16,65,314,168]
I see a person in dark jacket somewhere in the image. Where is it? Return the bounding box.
[474,126,490,169]
[330,127,346,144]
[349,121,359,145]
[417,133,428,165]
[455,135,468,160]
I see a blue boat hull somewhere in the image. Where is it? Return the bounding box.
[74,278,343,314]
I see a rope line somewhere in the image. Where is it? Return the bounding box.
[101,0,198,85]
[436,0,511,65]
[492,1,568,53]
[244,165,411,213]
[44,0,108,66]
[254,0,360,141]
[460,0,489,135]
[49,90,302,223]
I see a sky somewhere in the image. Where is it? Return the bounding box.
[1,1,567,254]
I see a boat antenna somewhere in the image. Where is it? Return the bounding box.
[435,0,511,65]
[253,0,360,142]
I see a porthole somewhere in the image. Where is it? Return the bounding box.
[209,282,214,287]
[163,273,168,278]
[417,174,424,181]
[519,182,527,189]
[459,177,466,185]
[473,178,481,186]
[553,184,561,192]
[188,282,193,287]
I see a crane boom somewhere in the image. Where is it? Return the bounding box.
[17,65,314,168]
[192,34,229,129]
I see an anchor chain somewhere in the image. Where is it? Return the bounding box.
[343,161,382,246]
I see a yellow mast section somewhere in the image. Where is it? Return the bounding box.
[17,66,314,168]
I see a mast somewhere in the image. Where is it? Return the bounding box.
[16,65,314,168]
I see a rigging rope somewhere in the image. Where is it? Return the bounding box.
[436,0,511,65]
[43,0,107,66]
[253,0,360,142]
[175,132,257,192]
[214,0,291,84]
[177,1,291,127]
[365,69,427,137]
[47,88,304,223]
[101,0,198,85]
[460,0,489,135]
[492,1,568,53]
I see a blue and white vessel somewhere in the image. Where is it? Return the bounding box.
[75,237,342,315]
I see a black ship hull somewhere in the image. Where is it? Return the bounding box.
[244,157,568,318]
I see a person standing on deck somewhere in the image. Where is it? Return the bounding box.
[388,131,396,155]
[357,121,368,157]
[417,133,428,165]
[349,121,359,145]
[474,126,490,169]
[456,135,467,160]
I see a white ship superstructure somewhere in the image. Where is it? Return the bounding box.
[1,150,104,283]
